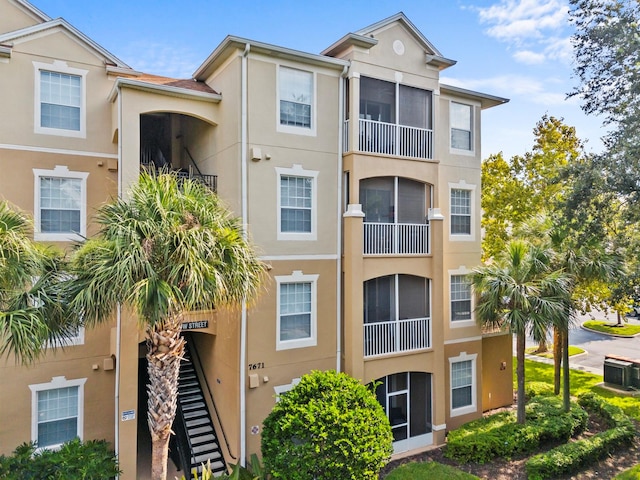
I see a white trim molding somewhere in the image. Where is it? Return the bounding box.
[449,352,478,417]
[276,64,317,137]
[276,164,319,241]
[449,266,475,328]
[448,180,477,242]
[275,270,319,351]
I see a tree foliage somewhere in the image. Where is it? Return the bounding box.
[471,241,571,423]
[481,116,582,260]
[0,200,75,364]
[261,370,392,480]
[68,173,264,480]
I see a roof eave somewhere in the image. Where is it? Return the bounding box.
[321,33,378,57]
[426,54,457,70]
[194,35,349,81]
[108,77,223,103]
[0,45,11,59]
[440,83,510,109]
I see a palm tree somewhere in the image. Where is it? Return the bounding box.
[471,240,570,424]
[0,200,72,364]
[68,173,264,480]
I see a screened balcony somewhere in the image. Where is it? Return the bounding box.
[364,275,431,358]
[343,76,433,159]
[361,177,430,255]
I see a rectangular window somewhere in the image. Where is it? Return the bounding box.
[30,376,86,450]
[37,386,79,448]
[279,282,312,341]
[279,67,312,129]
[281,176,312,233]
[40,71,81,131]
[451,102,472,151]
[33,167,88,241]
[276,272,318,350]
[451,360,473,409]
[40,177,81,234]
[451,275,472,322]
[450,189,471,235]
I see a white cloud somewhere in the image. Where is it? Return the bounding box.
[513,50,546,64]
[120,41,201,78]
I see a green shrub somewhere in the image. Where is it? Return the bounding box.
[261,370,393,480]
[445,397,587,464]
[0,438,119,480]
[525,381,554,400]
[525,393,635,480]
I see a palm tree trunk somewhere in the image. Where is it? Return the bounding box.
[553,327,561,395]
[562,328,570,412]
[147,317,185,480]
[516,331,526,424]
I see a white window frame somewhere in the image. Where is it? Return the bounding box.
[33,166,88,242]
[449,181,476,241]
[449,352,477,417]
[276,271,318,351]
[276,165,318,241]
[277,65,317,136]
[449,101,474,154]
[273,377,301,401]
[29,376,87,451]
[449,267,474,328]
[33,60,87,138]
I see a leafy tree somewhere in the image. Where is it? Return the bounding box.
[471,240,570,423]
[481,116,582,260]
[261,370,393,480]
[0,200,74,364]
[67,173,264,480]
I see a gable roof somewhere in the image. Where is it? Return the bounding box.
[11,0,51,23]
[0,17,130,69]
[322,12,456,70]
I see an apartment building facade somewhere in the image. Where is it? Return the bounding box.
[0,1,512,477]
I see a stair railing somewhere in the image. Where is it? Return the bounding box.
[185,335,238,462]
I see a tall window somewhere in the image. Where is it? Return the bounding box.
[33,166,88,242]
[449,353,477,416]
[451,102,472,151]
[276,271,318,350]
[279,66,313,130]
[450,188,471,235]
[30,376,86,450]
[276,165,318,241]
[451,274,472,323]
[34,61,87,137]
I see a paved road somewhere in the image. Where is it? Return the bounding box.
[523,310,640,375]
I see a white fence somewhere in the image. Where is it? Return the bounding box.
[364,317,432,357]
[364,222,429,255]
[342,119,433,159]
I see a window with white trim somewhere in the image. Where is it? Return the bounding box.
[450,274,472,323]
[450,102,472,151]
[276,271,318,350]
[33,166,88,242]
[29,376,86,450]
[278,66,315,135]
[273,377,301,401]
[276,165,318,241]
[34,61,87,138]
[449,353,477,416]
[450,188,471,236]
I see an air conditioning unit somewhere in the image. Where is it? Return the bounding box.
[632,367,640,389]
[604,358,633,388]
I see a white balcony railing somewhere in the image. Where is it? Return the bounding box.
[364,317,432,357]
[364,222,429,255]
[343,119,433,159]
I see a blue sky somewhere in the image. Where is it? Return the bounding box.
[32,0,606,160]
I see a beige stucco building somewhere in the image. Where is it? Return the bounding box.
[0,1,513,477]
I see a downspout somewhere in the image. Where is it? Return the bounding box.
[240,42,250,467]
[336,64,348,372]
[114,85,122,478]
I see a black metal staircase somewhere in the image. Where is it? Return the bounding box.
[173,340,226,477]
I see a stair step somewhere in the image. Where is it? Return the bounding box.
[190,433,216,445]
[179,387,201,396]
[193,451,221,464]
[191,460,225,475]
[183,409,208,419]
[181,401,206,411]
[192,443,218,454]
[186,417,211,428]
[188,425,213,436]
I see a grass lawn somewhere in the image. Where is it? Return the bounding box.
[615,464,640,479]
[582,320,640,336]
[384,461,480,479]
[525,345,585,358]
